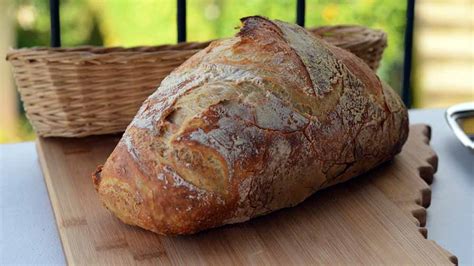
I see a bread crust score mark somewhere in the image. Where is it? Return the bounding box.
[93,16,408,235]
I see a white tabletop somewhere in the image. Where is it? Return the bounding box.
[0,108,473,265]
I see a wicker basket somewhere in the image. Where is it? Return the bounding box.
[7,26,387,137]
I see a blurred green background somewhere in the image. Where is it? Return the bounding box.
[2,0,472,143]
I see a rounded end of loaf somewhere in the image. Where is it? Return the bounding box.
[93,141,236,235]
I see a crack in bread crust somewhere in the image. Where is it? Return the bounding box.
[94,16,408,235]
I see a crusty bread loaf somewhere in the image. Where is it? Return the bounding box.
[92,16,408,235]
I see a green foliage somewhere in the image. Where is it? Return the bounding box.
[187,0,297,42]
[88,0,176,46]
[15,0,103,47]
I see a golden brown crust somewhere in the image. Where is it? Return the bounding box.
[93,16,409,235]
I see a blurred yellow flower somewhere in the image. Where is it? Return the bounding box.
[17,5,37,30]
[322,4,339,22]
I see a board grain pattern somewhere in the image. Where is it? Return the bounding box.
[37,124,457,265]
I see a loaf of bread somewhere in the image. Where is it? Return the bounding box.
[92,16,408,235]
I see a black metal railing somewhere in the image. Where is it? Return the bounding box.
[296,0,305,27]
[49,0,60,47]
[48,0,414,107]
[402,0,415,108]
[177,0,187,43]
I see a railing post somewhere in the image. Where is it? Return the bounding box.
[177,0,187,42]
[49,0,61,47]
[296,0,306,27]
[402,0,415,108]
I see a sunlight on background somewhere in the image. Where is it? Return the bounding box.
[0,0,472,143]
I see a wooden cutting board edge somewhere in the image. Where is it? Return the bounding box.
[35,124,458,265]
[37,139,72,264]
[397,125,458,264]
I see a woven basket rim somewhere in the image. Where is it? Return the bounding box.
[312,24,385,32]
[7,40,212,53]
[6,42,213,62]
[313,25,386,38]
[6,49,206,64]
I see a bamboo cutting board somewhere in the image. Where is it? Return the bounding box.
[37,124,457,265]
